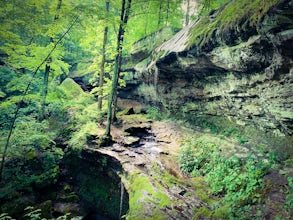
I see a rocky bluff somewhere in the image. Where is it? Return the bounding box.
[128,0,292,141]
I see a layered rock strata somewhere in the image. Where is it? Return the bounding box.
[134,0,293,137]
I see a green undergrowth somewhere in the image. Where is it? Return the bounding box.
[146,106,166,121]
[180,114,292,160]
[179,114,250,146]
[153,164,185,187]
[178,139,279,219]
[0,207,83,220]
[188,0,281,49]
[0,65,106,218]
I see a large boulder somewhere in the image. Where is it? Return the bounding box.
[59,78,85,98]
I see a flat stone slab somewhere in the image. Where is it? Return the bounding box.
[122,136,140,146]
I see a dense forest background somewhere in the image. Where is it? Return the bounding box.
[0,0,292,219]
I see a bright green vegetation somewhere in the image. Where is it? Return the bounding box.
[178,138,282,219]
[146,106,166,121]
[0,0,184,215]
[0,0,291,219]
[126,1,182,45]
[181,113,292,160]
[188,0,282,48]
[0,207,82,220]
[0,65,100,217]
[126,172,171,219]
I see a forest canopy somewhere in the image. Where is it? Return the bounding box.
[0,0,193,199]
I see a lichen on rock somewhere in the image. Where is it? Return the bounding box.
[132,0,293,140]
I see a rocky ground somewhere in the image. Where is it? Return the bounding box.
[88,114,208,219]
[83,99,292,219]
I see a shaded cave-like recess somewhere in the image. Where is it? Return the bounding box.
[61,150,129,219]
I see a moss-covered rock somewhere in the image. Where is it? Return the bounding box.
[130,27,177,63]
[137,0,293,141]
[53,202,83,217]
[38,200,53,219]
[59,192,80,203]
[126,172,171,219]
[59,78,85,98]
[62,150,129,219]
[187,0,283,50]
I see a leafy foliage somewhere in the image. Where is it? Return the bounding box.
[178,139,276,218]
[146,106,164,121]
[199,0,230,14]
[0,207,83,220]
[0,64,99,217]
[126,0,183,45]
[1,0,289,219]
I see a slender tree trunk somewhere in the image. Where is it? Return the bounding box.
[166,0,170,25]
[157,1,163,27]
[144,2,149,35]
[54,0,62,20]
[41,0,62,119]
[112,0,132,122]
[185,0,190,26]
[98,1,110,111]
[105,0,125,137]
[41,64,50,118]
[105,0,132,137]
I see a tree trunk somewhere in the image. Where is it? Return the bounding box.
[105,0,132,137]
[185,0,190,26]
[41,0,62,119]
[112,0,132,122]
[41,64,50,119]
[144,1,149,35]
[157,1,163,27]
[98,1,110,111]
[166,0,170,25]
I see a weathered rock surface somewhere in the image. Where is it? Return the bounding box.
[134,0,293,137]
[130,27,177,64]
[87,118,210,219]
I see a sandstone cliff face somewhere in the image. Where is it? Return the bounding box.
[134,0,293,137]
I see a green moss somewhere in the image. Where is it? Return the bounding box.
[146,209,168,220]
[117,108,133,116]
[213,205,229,218]
[134,56,151,71]
[188,0,282,48]
[38,200,53,219]
[59,78,85,98]
[193,207,212,219]
[70,62,93,78]
[131,27,176,56]
[189,177,214,204]
[121,113,150,124]
[161,170,184,186]
[63,184,72,193]
[127,172,171,219]
[25,150,38,160]
[60,192,79,203]
[193,204,228,219]
[127,173,153,218]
